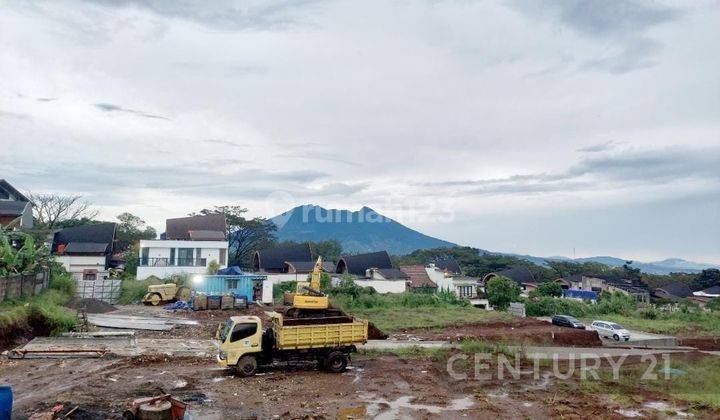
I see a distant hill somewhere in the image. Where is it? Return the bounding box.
[510,253,719,275]
[270,205,456,255]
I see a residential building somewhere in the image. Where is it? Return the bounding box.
[653,282,693,302]
[693,285,720,299]
[426,262,481,299]
[556,275,650,304]
[253,243,313,274]
[336,251,393,276]
[0,180,33,229]
[399,265,437,291]
[53,223,118,281]
[137,214,228,280]
[336,251,408,293]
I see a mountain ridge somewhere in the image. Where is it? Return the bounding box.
[269,204,718,274]
[270,204,457,255]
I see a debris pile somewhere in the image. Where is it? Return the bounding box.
[66,298,117,314]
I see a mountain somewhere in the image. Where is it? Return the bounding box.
[270,205,456,255]
[510,254,719,275]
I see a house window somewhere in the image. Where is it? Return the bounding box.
[219,248,227,265]
[458,285,473,297]
[140,247,149,266]
[169,248,176,266]
[178,248,193,266]
[83,269,98,280]
[227,279,238,289]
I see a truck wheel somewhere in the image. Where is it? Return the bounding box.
[236,355,258,377]
[146,293,162,306]
[324,351,348,373]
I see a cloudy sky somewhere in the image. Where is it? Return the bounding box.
[1,0,718,263]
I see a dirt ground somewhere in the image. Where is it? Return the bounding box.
[1,304,717,419]
[392,318,603,347]
[2,349,715,419]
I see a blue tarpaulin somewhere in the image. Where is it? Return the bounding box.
[563,290,598,301]
[217,266,244,275]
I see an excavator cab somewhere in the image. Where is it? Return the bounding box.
[292,257,329,310]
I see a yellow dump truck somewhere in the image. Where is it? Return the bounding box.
[217,313,368,376]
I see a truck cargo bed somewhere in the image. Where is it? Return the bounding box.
[272,315,368,350]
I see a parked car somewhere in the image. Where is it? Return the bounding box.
[551,315,586,329]
[590,320,631,341]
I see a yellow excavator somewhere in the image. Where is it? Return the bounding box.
[284,257,343,319]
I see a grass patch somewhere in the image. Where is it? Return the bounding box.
[578,355,720,408]
[117,276,163,304]
[344,306,509,332]
[360,345,447,360]
[0,270,77,339]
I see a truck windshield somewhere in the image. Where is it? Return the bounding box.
[219,320,232,342]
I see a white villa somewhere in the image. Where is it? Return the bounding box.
[136,214,229,280]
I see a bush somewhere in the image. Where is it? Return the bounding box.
[708,298,720,312]
[333,289,467,311]
[528,282,563,299]
[118,276,163,304]
[593,292,637,315]
[207,260,220,275]
[48,264,76,297]
[273,281,297,300]
[525,296,588,317]
[485,276,521,311]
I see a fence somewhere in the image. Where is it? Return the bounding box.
[76,279,122,304]
[0,271,50,301]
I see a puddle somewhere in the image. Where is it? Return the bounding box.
[360,394,474,419]
[615,408,643,418]
[172,379,188,389]
[643,401,691,417]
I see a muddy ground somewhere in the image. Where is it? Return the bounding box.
[1,304,717,419]
[2,349,716,419]
[392,318,603,347]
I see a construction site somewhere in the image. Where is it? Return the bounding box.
[3,254,720,419]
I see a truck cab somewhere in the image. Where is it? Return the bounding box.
[217,316,263,372]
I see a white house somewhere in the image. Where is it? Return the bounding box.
[136,214,229,280]
[53,223,118,281]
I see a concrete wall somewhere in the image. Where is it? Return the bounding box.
[354,279,407,294]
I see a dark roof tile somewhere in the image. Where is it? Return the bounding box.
[254,243,313,271]
[337,251,393,276]
[165,214,226,240]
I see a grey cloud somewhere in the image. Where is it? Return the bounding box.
[576,140,622,153]
[0,110,31,120]
[202,139,251,148]
[82,0,323,31]
[313,182,369,196]
[273,153,362,167]
[550,0,680,37]
[421,147,720,196]
[94,102,170,120]
[511,0,682,73]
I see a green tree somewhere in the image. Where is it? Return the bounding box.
[485,275,521,311]
[207,260,220,275]
[691,269,720,291]
[191,206,276,267]
[529,282,563,299]
[115,212,157,252]
[312,240,343,262]
[122,244,140,277]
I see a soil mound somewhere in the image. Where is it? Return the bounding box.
[67,298,117,314]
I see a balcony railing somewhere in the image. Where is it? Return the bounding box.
[139,257,208,267]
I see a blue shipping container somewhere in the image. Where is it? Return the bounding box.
[191,275,262,302]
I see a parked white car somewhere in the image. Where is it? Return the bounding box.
[590,320,631,341]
